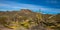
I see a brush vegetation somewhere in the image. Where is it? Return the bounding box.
[0,9,60,30]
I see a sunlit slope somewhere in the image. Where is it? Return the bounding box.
[0,9,60,30]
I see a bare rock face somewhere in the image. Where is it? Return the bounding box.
[20,9,32,13]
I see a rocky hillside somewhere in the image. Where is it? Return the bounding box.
[0,9,60,30]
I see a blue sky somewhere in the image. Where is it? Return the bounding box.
[0,0,60,14]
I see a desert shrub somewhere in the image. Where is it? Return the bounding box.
[0,17,7,25]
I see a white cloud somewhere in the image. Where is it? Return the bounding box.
[0,1,42,11]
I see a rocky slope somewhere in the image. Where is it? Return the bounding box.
[0,9,60,30]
